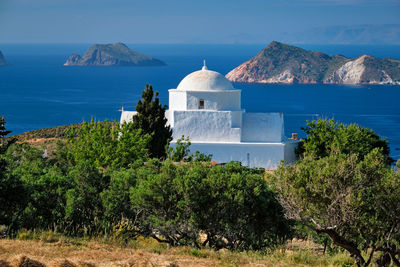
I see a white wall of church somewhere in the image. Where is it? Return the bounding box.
[241,113,284,142]
[171,142,290,169]
[172,110,241,142]
[231,110,243,128]
[120,111,137,124]
[121,65,299,170]
[284,139,299,164]
[169,91,187,111]
[186,91,240,110]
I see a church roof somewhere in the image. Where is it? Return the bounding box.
[176,61,234,91]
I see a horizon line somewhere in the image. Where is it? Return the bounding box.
[1,42,400,46]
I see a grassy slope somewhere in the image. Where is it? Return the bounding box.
[12,122,117,140]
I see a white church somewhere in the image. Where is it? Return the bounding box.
[120,62,298,169]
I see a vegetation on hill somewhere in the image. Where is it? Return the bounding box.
[1,123,291,251]
[0,86,291,252]
[12,122,117,141]
[361,56,400,83]
[1,88,399,266]
[256,41,348,82]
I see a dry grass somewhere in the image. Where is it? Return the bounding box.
[19,138,58,148]
[0,237,354,267]
[0,239,202,267]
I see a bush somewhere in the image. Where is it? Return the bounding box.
[132,161,292,251]
[296,119,392,164]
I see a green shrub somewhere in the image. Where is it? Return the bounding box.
[189,249,209,258]
[296,119,392,164]
[38,230,63,243]
[131,160,292,251]
[17,230,35,240]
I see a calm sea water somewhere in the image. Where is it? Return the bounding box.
[0,44,400,160]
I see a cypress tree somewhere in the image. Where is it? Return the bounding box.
[0,116,14,152]
[131,84,172,159]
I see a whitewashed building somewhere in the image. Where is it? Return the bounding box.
[120,62,298,169]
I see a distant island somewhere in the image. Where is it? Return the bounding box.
[226,41,400,85]
[0,50,10,66]
[64,43,166,66]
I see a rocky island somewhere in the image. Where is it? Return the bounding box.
[0,50,10,66]
[226,41,400,85]
[64,43,166,66]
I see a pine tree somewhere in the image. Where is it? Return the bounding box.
[131,84,172,159]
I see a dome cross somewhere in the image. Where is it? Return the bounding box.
[202,59,208,70]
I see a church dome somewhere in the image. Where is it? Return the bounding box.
[177,62,234,91]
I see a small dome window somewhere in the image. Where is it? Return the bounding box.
[199,99,205,109]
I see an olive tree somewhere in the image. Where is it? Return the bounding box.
[269,150,400,266]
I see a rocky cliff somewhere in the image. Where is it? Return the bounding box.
[325,55,400,84]
[64,43,166,66]
[226,41,400,85]
[0,50,10,66]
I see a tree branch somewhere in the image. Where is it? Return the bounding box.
[365,247,375,267]
[151,234,171,245]
[304,219,366,266]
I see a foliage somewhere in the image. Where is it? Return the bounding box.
[269,149,400,266]
[167,136,192,162]
[0,119,151,236]
[59,121,149,235]
[64,160,108,236]
[0,115,16,155]
[9,144,69,231]
[112,217,140,244]
[292,223,334,254]
[0,116,13,147]
[0,117,25,233]
[65,120,149,170]
[11,122,93,141]
[130,159,197,247]
[296,119,392,164]
[100,168,139,227]
[131,84,172,159]
[194,162,292,250]
[132,160,292,250]
[167,135,212,162]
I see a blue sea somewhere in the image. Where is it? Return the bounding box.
[1,44,400,161]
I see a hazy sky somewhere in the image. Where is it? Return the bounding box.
[0,0,399,43]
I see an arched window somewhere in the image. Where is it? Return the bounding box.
[199,98,205,109]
